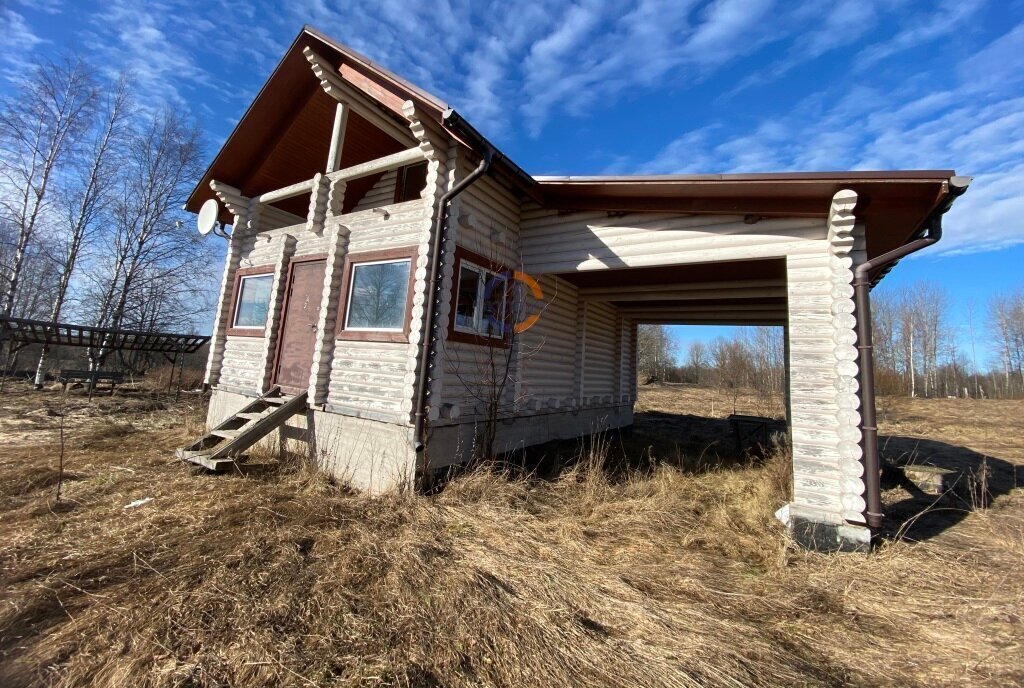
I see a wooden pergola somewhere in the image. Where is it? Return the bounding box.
[0,316,210,395]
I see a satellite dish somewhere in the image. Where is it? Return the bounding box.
[197,199,220,236]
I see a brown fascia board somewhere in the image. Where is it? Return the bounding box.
[533,170,955,183]
[302,25,449,114]
[533,172,954,215]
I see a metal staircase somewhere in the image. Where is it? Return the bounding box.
[177,387,308,472]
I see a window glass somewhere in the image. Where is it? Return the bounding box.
[455,265,481,331]
[396,162,427,203]
[345,259,410,330]
[233,274,273,328]
[482,273,507,337]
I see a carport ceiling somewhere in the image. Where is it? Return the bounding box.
[560,258,789,326]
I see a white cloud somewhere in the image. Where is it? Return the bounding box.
[0,9,45,80]
[625,22,1024,255]
[856,0,987,67]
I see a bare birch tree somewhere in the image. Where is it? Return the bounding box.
[84,106,205,370]
[990,288,1024,397]
[0,57,97,318]
[33,75,132,386]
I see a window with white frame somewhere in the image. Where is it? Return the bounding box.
[454,260,508,338]
[233,274,273,328]
[344,258,411,331]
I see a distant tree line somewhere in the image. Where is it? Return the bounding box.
[637,281,1024,400]
[0,55,214,381]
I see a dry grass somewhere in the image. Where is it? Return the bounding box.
[0,382,1022,687]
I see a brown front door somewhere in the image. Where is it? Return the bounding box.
[273,258,326,393]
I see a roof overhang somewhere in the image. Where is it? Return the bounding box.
[534,171,957,265]
[185,26,449,215]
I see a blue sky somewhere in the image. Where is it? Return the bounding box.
[3,0,1022,361]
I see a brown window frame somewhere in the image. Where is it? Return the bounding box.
[393,161,428,204]
[447,245,512,348]
[226,265,276,337]
[336,247,417,344]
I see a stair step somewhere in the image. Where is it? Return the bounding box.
[177,449,237,472]
[177,390,307,469]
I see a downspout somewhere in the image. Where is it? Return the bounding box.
[854,175,971,529]
[412,109,498,456]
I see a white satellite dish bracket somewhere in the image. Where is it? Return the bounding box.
[197,198,232,239]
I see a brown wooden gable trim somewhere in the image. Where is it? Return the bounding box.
[335,247,417,344]
[447,244,512,348]
[225,265,277,337]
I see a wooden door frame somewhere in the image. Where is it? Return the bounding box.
[270,253,328,393]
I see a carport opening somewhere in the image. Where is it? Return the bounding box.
[629,323,789,470]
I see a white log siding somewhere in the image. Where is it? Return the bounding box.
[785,189,866,529]
[519,207,827,273]
[204,223,245,387]
[434,146,523,419]
[351,169,398,212]
[339,200,425,252]
[516,275,580,407]
[582,300,618,403]
[328,341,411,420]
[219,336,265,391]
[617,316,635,403]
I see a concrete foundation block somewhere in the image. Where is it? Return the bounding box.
[776,503,871,553]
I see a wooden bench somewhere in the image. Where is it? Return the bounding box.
[58,369,126,398]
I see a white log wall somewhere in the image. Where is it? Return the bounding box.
[350,170,398,213]
[219,336,265,391]
[582,300,618,401]
[784,192,866,527]
[436,147,523,417]
[519,206,827,273]
[213,188,429,420]
[517,275,580,404]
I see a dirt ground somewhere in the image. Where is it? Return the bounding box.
[0,380,1021,687]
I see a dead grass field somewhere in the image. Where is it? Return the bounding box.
[1,381,1022,687]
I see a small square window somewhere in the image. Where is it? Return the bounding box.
[453,260,507,338]
[345,259,411,331]
[395,162,427,203]
[233,274,273,328]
